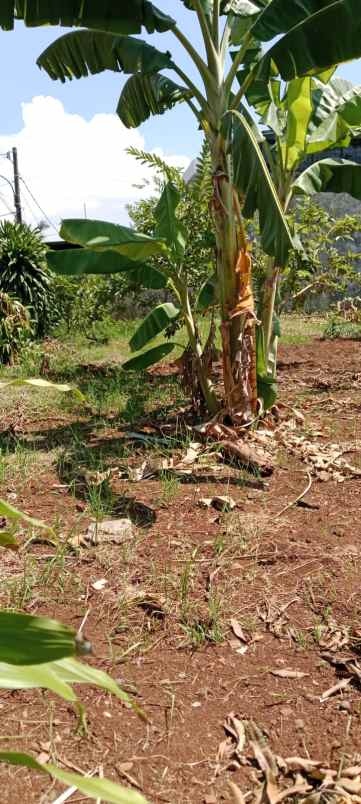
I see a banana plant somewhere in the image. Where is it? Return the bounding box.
[6,0,361,418]
[251,74,361,377]
[48,179,219,412]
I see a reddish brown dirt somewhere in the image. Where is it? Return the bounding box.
[1,338,361,803]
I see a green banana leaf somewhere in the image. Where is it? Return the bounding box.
[0,655,134,706]
[292,158,361,201]
[47,249,167,289]
[0,612,76,665]
[129,303,180,352]
[281,77,313,170]
[59,219,166,262]
[253,0,332,41]
[196,275,217,310]
[0,531,19,550]
[37,30,172,82]
[307,77,361,152]
[155,182,187,261]
[256,0,361,82]
[122,342,176,371]
[0,753,147,803]
[118,73,191,129]
[256,326,277,411]
[230,109,296,266]
[3,1,174,33]
[0,497,53,533]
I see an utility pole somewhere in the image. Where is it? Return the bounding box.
[12,147,22,224]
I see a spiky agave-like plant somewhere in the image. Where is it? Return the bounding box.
[0,222,52,337]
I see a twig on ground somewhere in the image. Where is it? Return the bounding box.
[275,472,312,518]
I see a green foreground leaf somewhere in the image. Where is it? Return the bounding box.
[0,612,76,665]
[129,303,180,352]
[0,753,147,804]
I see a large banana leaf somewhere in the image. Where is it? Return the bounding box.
[118,73,191,129]
[38,31,172,82]
[0,612,76,665]
[281,77,313,171]
[292,158,361,201]
[47,249,167,289]
[3,1,175,33]
[155,182,187,261]
[60,219,166,261]
[129,303,180,352]
[254,0,361,82]
[0,753,147,803]
[253,0,332,41]
[307,77,361,152]
[122,342,176,371]
[230,110,296,266]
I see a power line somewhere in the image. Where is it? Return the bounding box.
[0,191,15,215]
[19,175,58,235]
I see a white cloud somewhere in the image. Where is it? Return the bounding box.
[0,96,190,236]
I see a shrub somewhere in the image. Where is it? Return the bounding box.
[0,291,32,364]
[0,221,52,336]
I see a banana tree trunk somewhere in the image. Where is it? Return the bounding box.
[211,136,257,420]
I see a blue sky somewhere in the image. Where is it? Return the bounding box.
[0,6,205,156]
[0,5,360,230]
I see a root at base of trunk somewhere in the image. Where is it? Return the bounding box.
[198,417,274,477]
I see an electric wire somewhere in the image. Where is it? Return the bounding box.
[19,175,58,235]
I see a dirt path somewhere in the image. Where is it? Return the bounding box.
[1,338,361,803]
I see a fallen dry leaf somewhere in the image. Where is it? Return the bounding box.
[270,669,309,679]
[230,618,248,643]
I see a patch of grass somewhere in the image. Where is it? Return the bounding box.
[322,316,361,341]
[282,314,326,346]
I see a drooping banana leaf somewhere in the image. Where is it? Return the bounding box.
[122,342,176,371]
[37,30,172,82]
[129,303,180,352]
[59,219,166,261]
[47,249,167,289]
[292,158,361,202]
[230,109,297,266]
[118,73,191,129]
[3,1,175,33]
[155,182,187,261]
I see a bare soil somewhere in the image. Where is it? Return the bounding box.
[1,337,361,803]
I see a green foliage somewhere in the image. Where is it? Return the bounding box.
[0,222,52,337]
[0,291,31,365]
[255,199,361,312]
[127,144,215,292]
[323,316,361,340]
